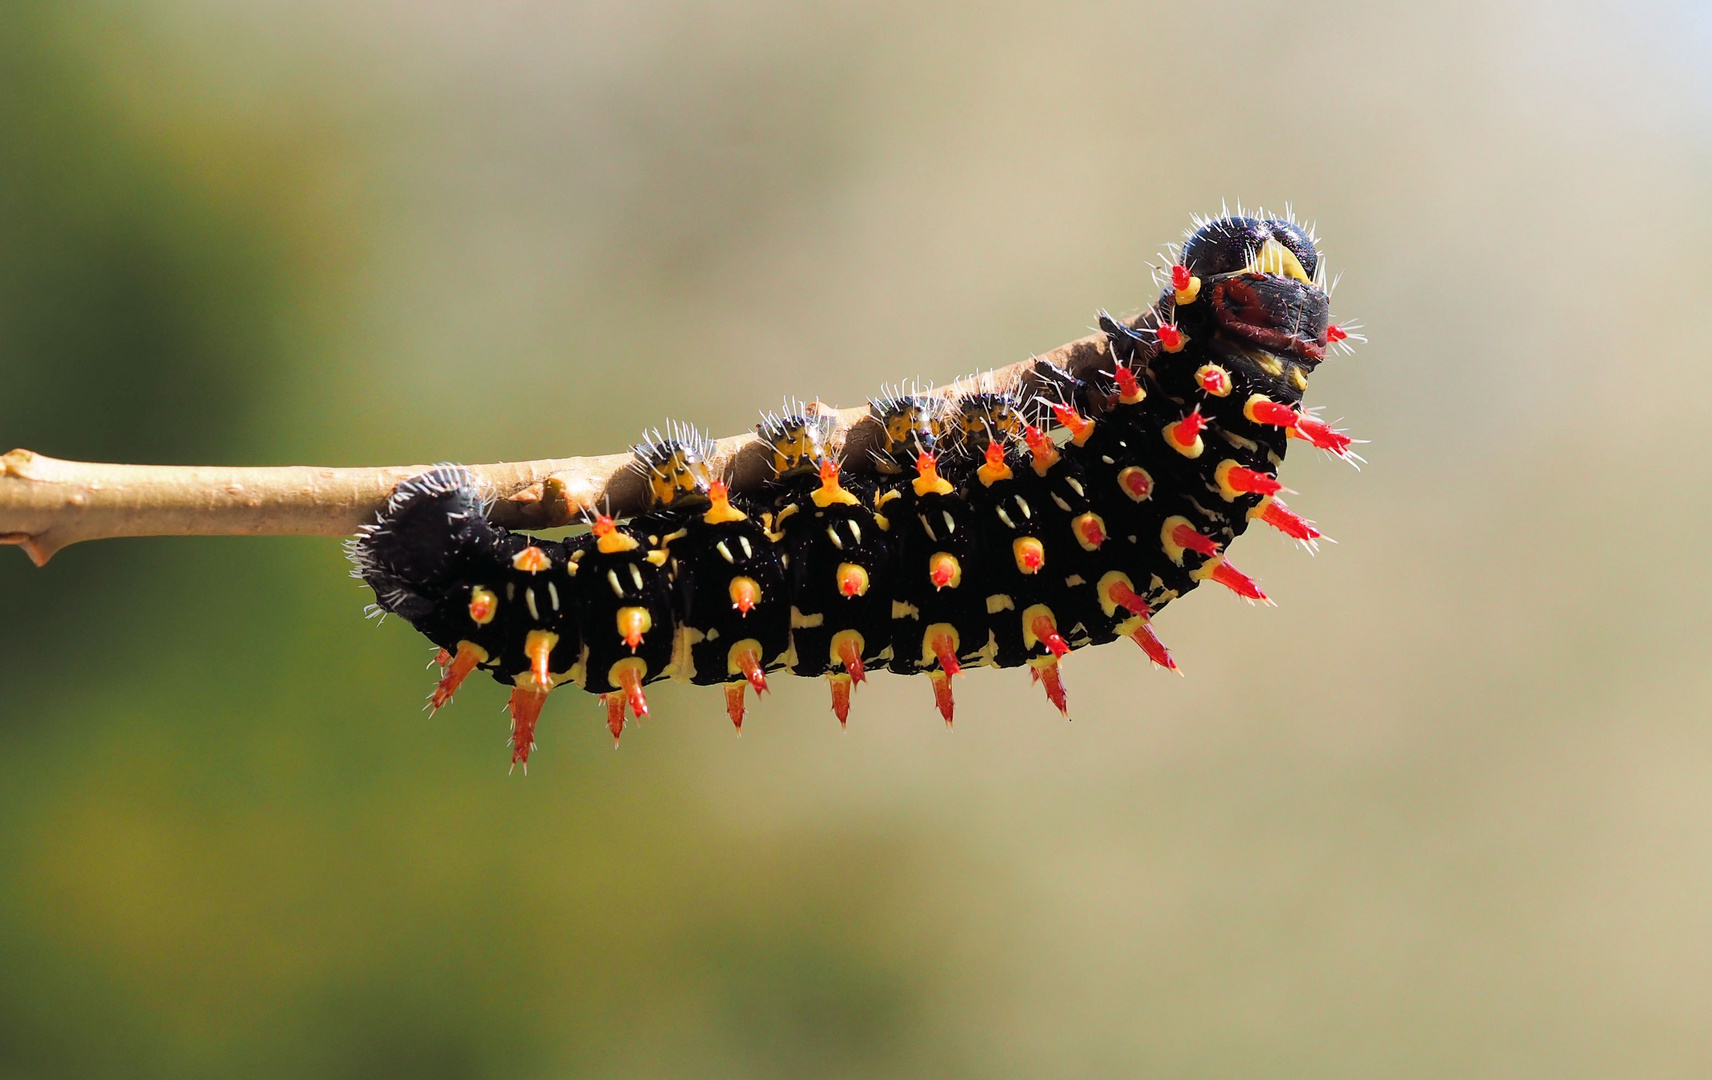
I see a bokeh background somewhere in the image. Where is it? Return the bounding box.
[3,1,1710,1076]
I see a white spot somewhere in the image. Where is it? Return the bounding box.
[1065,476,1085,497]
[548,582,560,611]
[1050,492,1073,513]
[850,521,862,545]
[739,536,754,559]
[827,524,845,550]
[717,541,735,564]
[996,506,1017,530]
[942,510,957,535]
[918,513,938,542]
[1016,497,1033,519]
[526,588,540,621]
[629,564,644,591]
[607,569,624,597]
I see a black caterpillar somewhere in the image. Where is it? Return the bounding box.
[350,212,1363,767]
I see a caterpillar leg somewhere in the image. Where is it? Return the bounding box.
[827,672,853,727]
[1029,656,1069,717]
[724,681,748,731]
[1127,621,1179,674]
[430,641,487,711]
[929,669,955,727]
[507,683,550,771]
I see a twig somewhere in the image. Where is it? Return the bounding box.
[0,331,1117,565]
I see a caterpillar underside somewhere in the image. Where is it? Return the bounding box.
[350,212,1364,768]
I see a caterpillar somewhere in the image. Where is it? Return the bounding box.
[349,211,1364,768]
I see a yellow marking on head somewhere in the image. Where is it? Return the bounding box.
[1174,275,1202,306]
[1246,238,1313,284]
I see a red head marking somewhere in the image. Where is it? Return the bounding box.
[819,459,840,487]
[591,514,616,537]
[984,441,1006,469]
[1326,324,1348,344]
[1157,323,1186,352]
[1171,264,1192,291]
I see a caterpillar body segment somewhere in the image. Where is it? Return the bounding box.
[350,212,1361,765]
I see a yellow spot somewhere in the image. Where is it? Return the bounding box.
[1118,466,1153,502]
[977,449,1014,488]
[1174,275,1202,306]
[702,481,748,524]
[919,623,960,667]
[985,594,1015,614]
[928,551,962,589]
[468,586,499,625]
[616,606,652,649]
[608,655,649,693]
[512,545,551,573]
[913,455,954,498]
[1290,366,1309,392]
[1160,515,1195,565]
[524,629,560,690]
[593,517,640,554]
[645,548,668,566]
[729,575,762,613]
[811,460,860,508]
[836,562,870,598]
[1072,512,1107,551]
[1095,571,1138,619]
[1195,364,1232,397]
[1012,536,1045,574]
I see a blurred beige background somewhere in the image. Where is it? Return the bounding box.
[3,1,1710,1076]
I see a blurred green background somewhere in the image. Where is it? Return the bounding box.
[3,1,1711,1076]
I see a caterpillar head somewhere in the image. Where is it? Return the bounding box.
[757,405,836,481]
[869,386,946,475]
[952,391,1023,463]
[634,422,715,510]
[1176,213,1331,365]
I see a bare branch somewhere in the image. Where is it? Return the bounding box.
[0,331,1117,565]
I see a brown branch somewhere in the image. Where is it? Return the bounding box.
[1,332,1119,565]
